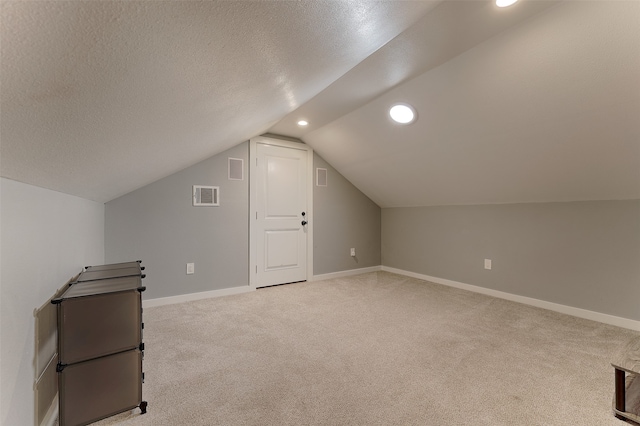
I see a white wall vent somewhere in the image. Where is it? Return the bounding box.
[316,168,327,187]
[193,185,219,206]
[228,158,244,180]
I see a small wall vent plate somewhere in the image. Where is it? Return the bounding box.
[228,158,244,180]
[193,185,219,206]
[316,168,327,187]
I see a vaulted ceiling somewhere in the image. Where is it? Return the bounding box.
[1,1,639,206]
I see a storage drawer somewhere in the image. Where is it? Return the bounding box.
[58,349,143,426]
[54,277,144,364]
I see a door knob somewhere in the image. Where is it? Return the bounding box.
[301,220,308,226]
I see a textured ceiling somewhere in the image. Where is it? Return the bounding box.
[270,0,562,138]
[302,0,640,207]
[1,1,639,207]
[0,0,436,202]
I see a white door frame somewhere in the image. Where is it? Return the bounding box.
[249,136,313,289]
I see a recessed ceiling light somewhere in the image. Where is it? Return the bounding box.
[389,104,416,124]
[496,0,518,7]
[297,120,308,127]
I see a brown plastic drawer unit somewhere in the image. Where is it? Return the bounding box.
[53,261,147,426]
[57,349,145,426]
[54,276,144,364]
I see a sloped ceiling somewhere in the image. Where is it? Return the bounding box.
[301,0,640,207]
[0,0,437,202]
[1,1,639,207]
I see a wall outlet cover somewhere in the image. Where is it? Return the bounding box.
[484,259,492,270]
[186,263,195,274]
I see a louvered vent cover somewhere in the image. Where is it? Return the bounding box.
[193,185,219,206]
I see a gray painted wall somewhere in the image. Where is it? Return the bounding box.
[382,200,640,321]
[105,143,249,299]
[1,178,104,426]
[105,142,381,299]
[314,153,381,275]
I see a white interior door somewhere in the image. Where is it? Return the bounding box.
[251,138,312,288]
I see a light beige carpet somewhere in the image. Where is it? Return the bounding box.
[92,272,638,426]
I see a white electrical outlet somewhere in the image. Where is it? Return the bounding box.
[186,263,195,275]
[484,259,492,270]
[350,248,356,257]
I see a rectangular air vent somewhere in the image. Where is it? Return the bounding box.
[316,168,327,187]
[193,185,219,206]
[228,158,244,180]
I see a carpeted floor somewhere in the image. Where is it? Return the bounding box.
[92,272,638,425]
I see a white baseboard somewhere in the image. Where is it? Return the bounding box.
[382,266,640,332]
[313,266,382,282]
[143,285,254,308]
